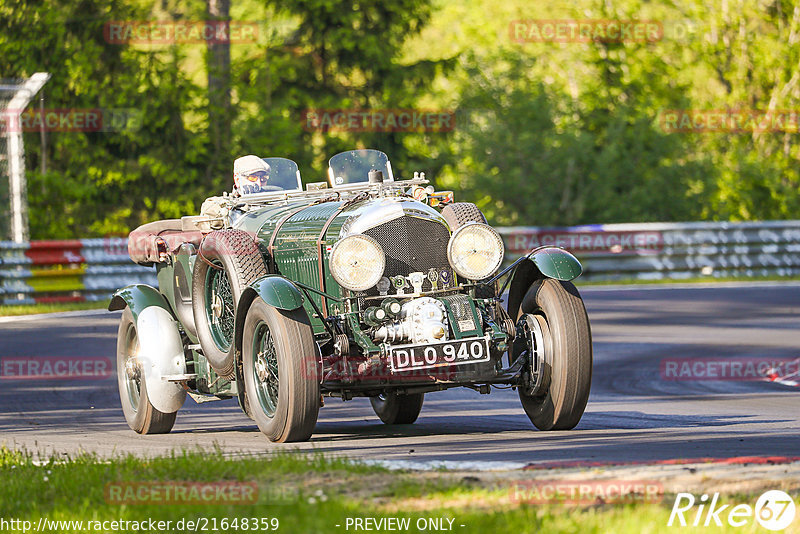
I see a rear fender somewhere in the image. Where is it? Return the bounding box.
[109,285,186,413]
[506,247,582,320]
[108,284,172,320]
[135,306,187,413]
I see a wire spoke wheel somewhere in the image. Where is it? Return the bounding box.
[242,297,320,442]
[205,261,235,352]
[192,229,269,379]
[251,321,280,418]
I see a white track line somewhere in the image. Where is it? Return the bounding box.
[0,308,118,324]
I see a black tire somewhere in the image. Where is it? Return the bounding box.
[370,393,424,424]
[516,279,592,430]
[192,229,268,378]
[116,308,177,434]
[242,298,320,442]
[441,202,487,231]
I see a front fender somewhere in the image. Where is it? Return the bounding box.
[244,275,305,312]
[232,275,307,412]
[527,246,582,281]
[506,247,582,320]
[108,284,172,321]
[233,275,305,354]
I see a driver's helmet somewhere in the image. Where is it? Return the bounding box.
[233,155,271,195]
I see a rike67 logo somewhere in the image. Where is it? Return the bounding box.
[668,490,796,530]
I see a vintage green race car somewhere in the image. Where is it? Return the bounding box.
[109,149,592,442]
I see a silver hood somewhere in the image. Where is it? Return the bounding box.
[339,197,450,238]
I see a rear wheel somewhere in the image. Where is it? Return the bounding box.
[370,393,424,424]
[516,279,592,430]
[242,298,320,442]
[116,308,176,434]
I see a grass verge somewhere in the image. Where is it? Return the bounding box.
[0,301,108,317]
[0,447,792,533]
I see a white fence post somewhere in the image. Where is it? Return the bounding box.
[2,72,50,243]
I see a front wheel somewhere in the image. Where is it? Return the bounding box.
[370,393,424,424]
[516,279,592,430]
[242,298,320,442]
[116,308,177,434]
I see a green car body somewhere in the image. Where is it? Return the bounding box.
[110,150,591,441]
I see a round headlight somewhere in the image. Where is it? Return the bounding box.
[329,234,386,292]
[447,223,505,281]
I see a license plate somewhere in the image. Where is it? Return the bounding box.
[389,337,491,372]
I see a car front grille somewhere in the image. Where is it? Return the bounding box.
[362,215,453,295]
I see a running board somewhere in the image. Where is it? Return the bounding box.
[161,373,198,382]
[187,391,226,404]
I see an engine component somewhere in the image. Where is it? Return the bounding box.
[334,334,350,357]
[503,318,517,341]
[372,297,448,344]
[364,306,387,326]
[381,297,402,318]
[439,294,482,337]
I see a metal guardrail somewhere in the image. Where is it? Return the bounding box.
[1,220,799,305]
[0,238,156,305]
[499,220,800,281]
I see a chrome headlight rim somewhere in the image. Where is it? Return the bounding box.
[329,234,386,292]
[446,222,505,281]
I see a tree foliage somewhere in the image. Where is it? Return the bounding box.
[0,0,796,238]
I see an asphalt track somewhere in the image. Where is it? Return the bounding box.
[1,282,798,467]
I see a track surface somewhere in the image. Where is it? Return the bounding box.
[1,283,798,465]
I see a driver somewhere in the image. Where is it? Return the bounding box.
[233,155,271,195]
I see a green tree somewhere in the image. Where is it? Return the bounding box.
[232,0,451,179]
[0,0,206,238]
